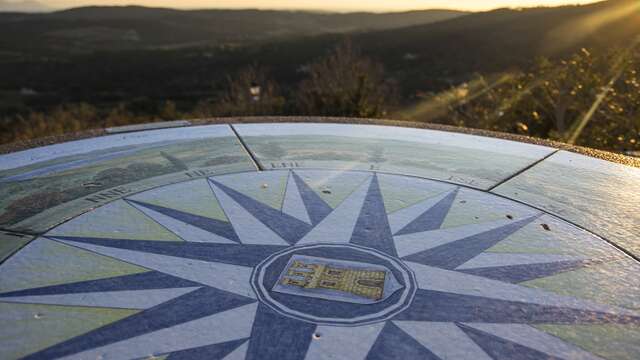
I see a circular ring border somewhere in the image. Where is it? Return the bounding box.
[250,243,418,326]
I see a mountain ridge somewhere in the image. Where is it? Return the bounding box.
[0,6,468,52]
[0,0,638,118]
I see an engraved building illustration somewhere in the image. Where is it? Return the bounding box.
[281,260,386,300]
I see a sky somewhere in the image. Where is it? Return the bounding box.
[36,0,601,12]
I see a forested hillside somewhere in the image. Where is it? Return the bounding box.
[0,0,638,152]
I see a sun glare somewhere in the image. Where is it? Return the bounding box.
[544,0,640,53]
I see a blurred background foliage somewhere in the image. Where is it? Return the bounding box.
[2,40,638,153]
[1,0,639,154]
[404,44,640,151]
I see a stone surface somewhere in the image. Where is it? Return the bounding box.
[0,122,638,360]
[493,150,640,258]
[1,169,638,360]
[233,123,556,190]
[0,124,255,233]
[0,231,33,263]
[105,120,191,134]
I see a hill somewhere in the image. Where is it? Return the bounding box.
[0,6,466,53]
[256,0,639,92]
[355,0,640,88]
[0,0,638,119]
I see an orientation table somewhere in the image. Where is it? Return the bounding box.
[0,120,639,360]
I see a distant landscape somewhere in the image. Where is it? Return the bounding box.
[0,0,638,153]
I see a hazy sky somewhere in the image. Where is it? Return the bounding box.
[39,0,601,12]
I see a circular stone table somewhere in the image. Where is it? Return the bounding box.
[0,121,638,360]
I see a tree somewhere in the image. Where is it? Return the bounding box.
[0,103,100,144]
[422,46,640,152]
[195,65,285,117]
[158,100,179,120]
[297,40,395,118]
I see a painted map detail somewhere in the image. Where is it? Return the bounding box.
[273,255,402,304]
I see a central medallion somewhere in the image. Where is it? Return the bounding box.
[251,243,417,326]
[273,255,402,304]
